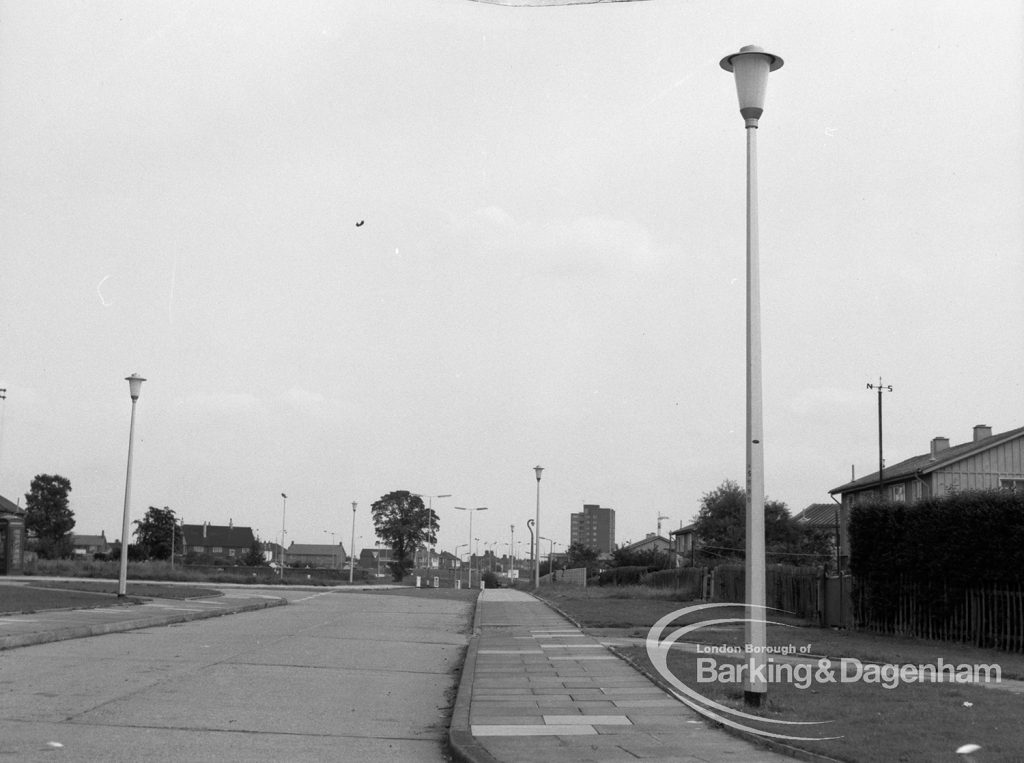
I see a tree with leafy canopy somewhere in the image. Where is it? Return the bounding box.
[24,474,75,558]
[565,542,600,568]
[133,506,182,561]
[692,479,830,566]
[370,490,439,582]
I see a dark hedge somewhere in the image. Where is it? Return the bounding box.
[849,490,1024,587]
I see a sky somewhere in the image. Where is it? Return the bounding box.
[1,1,1021,562]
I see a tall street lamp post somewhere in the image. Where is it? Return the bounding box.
[349,501,357,583]
[280,493,287,573]
[118,374,145,598]
[720,44,783,708]
[454,506,487,588]
[533,466,543,589]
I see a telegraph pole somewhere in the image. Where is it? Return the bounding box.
[866,379,893,496]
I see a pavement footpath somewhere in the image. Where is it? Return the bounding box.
[449,588,796,763]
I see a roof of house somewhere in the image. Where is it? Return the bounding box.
[72,534,109,546]
[287,543,345,556]
[669,523,696,536]
[830,425,1024,495]
[792,504,840,526]
[0,494,24,515]
[181,523,255,547]
[619,534,671,552]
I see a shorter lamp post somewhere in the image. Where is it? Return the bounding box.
[533,466,543,589]
[279,492,288,574]
[118,374,145,598]
[454,506,488,588]
[349,501,357,583]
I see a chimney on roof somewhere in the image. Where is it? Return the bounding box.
[930,437,950,459]
[229,518,233,529]
[203,522,207,538]
[973,425,992,442]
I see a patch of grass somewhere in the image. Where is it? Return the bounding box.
[539,583,1024,763]
[27,580,221,600]
[0,584,142,614]
[618,643,1022,763]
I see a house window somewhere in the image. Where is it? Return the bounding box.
[211,546,223,553]
[890,484,906,502]
[194,546,205,553]
[228,549,236,557]
[1001,479,1024,492]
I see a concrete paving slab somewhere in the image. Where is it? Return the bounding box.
[448,589,798,763]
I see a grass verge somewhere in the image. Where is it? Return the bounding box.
[538,584,1024,763]
[0,580,222,614]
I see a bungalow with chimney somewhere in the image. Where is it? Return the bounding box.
[285,542,347,569]
[181,521,256,561]
[72,532,111,558]
[829,423,1024,567]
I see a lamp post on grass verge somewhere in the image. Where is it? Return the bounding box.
[118,374,145,598]
[720,44,783,708]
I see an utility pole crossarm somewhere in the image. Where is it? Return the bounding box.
[866,379,893,495]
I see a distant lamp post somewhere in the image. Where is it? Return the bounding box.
[280,493,287,573]
[721,44,783,708]
[533,466,543,589]
[414,493,451,569]
[454,506,488,588]
[118,373,145,598]
[349,501,357,583]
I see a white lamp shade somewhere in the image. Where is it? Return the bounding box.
[720,46,783,122]
[534,465,544,480]
[125,373,146,400]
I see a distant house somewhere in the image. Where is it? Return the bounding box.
[793,504,841,568]
[437,550,460,570]
[286,542,347,569]
[358,546,393,573]
[829,423,1024,567]
[0,494,26,575]
[72,532,110,557]
[619,533,672,556]
[831,425,1024,507]
[670,523,697,564]
[261,541,284,565]
[181,521,255,561]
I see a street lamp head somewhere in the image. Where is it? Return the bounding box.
[281,493,287,499]
[534,465,544,481]
[125,373,146,401]
[720,45,783,125]
[352,501,357,511]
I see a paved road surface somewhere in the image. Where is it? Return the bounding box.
[1,587,474,762]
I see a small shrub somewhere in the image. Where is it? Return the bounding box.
[597,565,653,586]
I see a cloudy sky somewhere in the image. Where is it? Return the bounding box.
[1,1,1021,561]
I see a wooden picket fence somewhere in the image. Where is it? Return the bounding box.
[854,578,1024,652]
[708,563,823,622]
